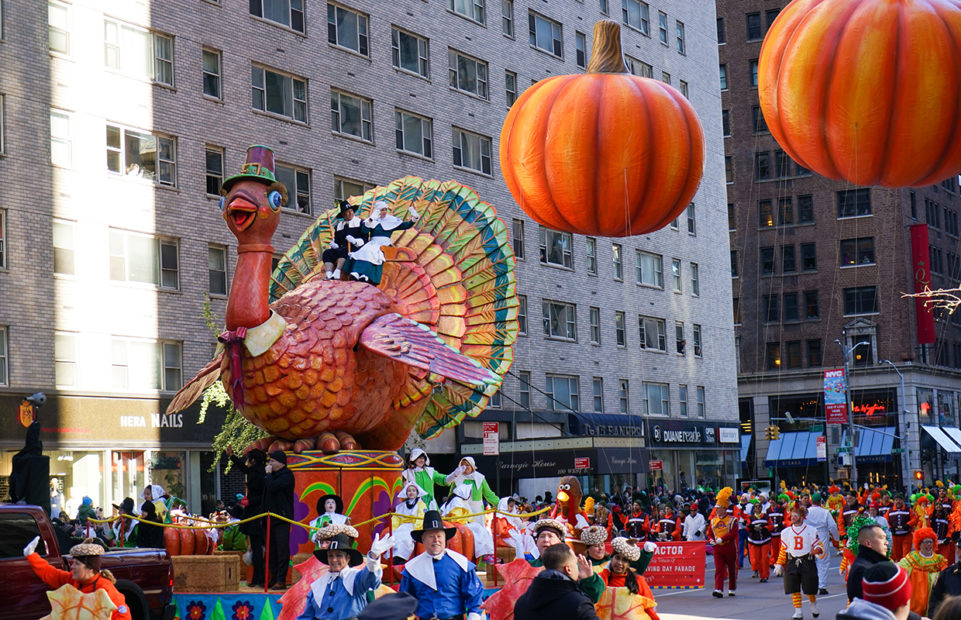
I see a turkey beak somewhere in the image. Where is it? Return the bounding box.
[557,491,569,503]
[225,191,259,232]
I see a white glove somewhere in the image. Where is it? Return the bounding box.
[643,541,657,553]
[369,532,393,558]
[446,465,466,483]
[264,464,272,474]
[408,206,419,219]
[714,537,723,545]
[467,614,482,620]
[329,241,339,250]
[24,535,40,557]
[346,235,365,247]
[774,565,783,577]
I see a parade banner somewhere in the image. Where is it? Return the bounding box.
[816,435,827,461]
[910,223,936,345]
[824,369,848,424]
[643,541,706,588]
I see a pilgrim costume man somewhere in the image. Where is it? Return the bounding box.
[310,493,351,547]
[323,200,368,280]
[107,497,138,548]
[295,532,393,620]
[392,482,428,562]
[399,510,485,620]
[347,200,417,285]
[401,448,449,511]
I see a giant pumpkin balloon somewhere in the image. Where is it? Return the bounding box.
[500,20,704,237]
[759,0,961,187]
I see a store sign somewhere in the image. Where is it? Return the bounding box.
[472,447,649,478]
[574,457,590,469]
[816,436,827,461]
[649,459,663,471]
[718,427,739,444]
[824,369,849,424]
[483,422,499,456]
[567,413,644,437]
[644,541,706,588]
[645,420,737,447]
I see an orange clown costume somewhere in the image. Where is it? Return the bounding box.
[898,527,948,617]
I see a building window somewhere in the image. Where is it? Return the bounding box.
[517,294,527,335]
[722,110,730,137]
[696,386,705,417]
[766,8,782,28]
[575,31,587,68]
[730,250,738,278]
[755,151,772,180]
[0,326,7,385]
[546,374,579,411]
[449,0,486,25]
[759,200,774,227]
[391,27,430,78]
[502,0,513,37]
[658,11,668,44]
[804,290,819,320]
[760,246,774,275]
[0,95,4,155]
[732,298,740,325]
[807,339,822,367]
[783,292,799,321]
[334,177,373,202]
[612,243,623,280]
[636,251,662,288]
[395,109,433,158]
[208,245,227,295]
[275,163,311,214]
[752,105,768,133]
[622,0,650,35]
[452,127,492,175]
[843,286,878,316]
[539,227,572,269]
[55,332,77,386]
[615,311,626,347]
[112,339,183,391]
[50,109,71,168]
[661,71,671,85]
[489,390,501,408]
[837,188,872,218]
[505,70,517,107]
[675,321,685,354]
[766,342,781,369]
[589,306,601,344]
[519,370,531,408]
[49,0,69,54]
[764,294,779,322]
[600,0,610,15]
[672,258,682,291]
[106,125,176,186]
[725,155,733,182]
[778,197,794,225]
[616,379,629,412]
[592,377,604,412]
[679,384,688,417]
[251,0,304,32]
[679,80,688,98]
[449,50,489,99]
[781,244,796,273]
[510,219,525,260]
[202,48,221,98]
[625,56,653,77]
[692,324,702,357]
[205,146,224,196]
[104,20,174,86]
[327,3,368,55]
[676,21,686,54]
[746,12,762,40]
[749,59,759,87]
[717,17,726,44]
[53,219,75,275]
[251,65,308,123]
[542,300,576,340]
[109,230,179,289]
[529,11,563,57]
[330,90,373,142]
[719,64,727,90]
[586,237,597,275]
[638,316,666,351]
[686,204,696,235]
[642,382,669,416]
[0,210,6,269]
[784,340,801,369]
[800,242,817,271]
[798,194,814,223]
[690,263,699,296]
[840,237,875,266]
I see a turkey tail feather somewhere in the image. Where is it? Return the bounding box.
[166,353,224,413]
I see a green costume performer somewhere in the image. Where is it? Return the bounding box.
[446,456,500,525]
[401,448,450,511]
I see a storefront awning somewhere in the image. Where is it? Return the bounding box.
[840,427,895,464]
[922,425,961,455]
[941,427,961,452]
[764,431,820,467]
[740,434,752,462]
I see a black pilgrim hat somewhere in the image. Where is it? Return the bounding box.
[317,494,344,515]
[410,510,457,543]
[313,533,364,566]
[337,200,355,218]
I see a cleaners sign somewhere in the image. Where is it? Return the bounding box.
[643,541,706,588]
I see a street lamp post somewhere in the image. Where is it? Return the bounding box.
[879,359,911,487]
[835,338,870,485]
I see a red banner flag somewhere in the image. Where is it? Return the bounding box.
[910,224,936,345]
[642,541,706,588]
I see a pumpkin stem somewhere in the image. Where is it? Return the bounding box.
[587,20,628,74]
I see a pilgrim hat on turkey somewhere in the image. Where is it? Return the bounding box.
[316,494,344,515]
[410,510,456,543]
[222,145,281,192]
[313,533,363,566]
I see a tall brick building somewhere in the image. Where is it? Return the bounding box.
[719,0,961,488]
[0,0,736,513]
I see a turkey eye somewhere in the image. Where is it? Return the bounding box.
[267,190,283,210]
[218,196,226,212]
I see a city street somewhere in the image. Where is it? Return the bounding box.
[659,554,848,620]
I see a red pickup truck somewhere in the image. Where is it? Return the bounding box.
[1,504,175,619]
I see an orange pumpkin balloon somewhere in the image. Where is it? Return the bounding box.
[500,20,704,237]
[759,0,961,187]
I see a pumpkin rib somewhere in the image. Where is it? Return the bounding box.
[539,77,581,231]
[874,0,906,186]
[623,76,658,235]
[643,83,692,232]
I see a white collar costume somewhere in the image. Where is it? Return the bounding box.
[364,213,404,232]
[404,549,471,591]
[309,565,366,600]
[335,216,363,231]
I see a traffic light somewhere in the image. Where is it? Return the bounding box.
[771,426,780,440]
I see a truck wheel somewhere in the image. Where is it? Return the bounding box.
[114,579,149,620]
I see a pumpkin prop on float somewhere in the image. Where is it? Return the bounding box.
[758,0,961,187]
[500,20,704,237]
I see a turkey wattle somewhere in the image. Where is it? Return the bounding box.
[168,146,518,453]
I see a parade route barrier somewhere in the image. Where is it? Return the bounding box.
[643,541,706,588]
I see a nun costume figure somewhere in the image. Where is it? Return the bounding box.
[391,483,428,562]
[347,200,417,285]
[442,483,495,559]
[401,448,449,511]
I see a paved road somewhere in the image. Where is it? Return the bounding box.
[658,554,849,620]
